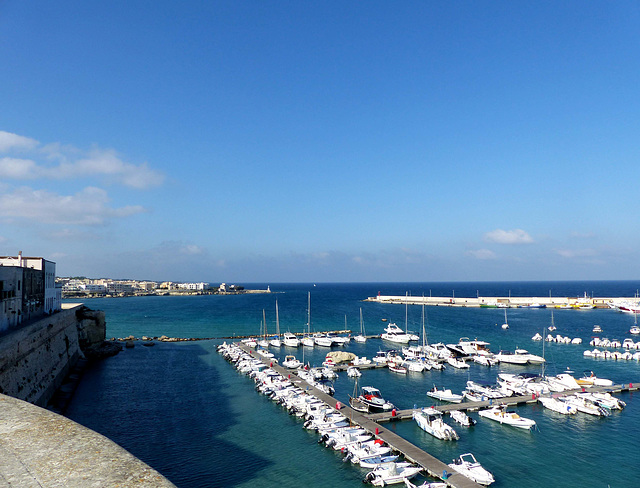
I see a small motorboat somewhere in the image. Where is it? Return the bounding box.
[446,357,470,369]
[363,462,422,486]
[427,386,464,403]
[576,371,614,387]
[347,366,362,378]
[593,325,603,333]
[358,454,400,469]
[388,361,408,374]
[630,325,640,335]
[450,409,477,426]
[404,479,447,488]
[478,405,536,429]
[538,396,577,415]
[413,407,459,440]
[448,453,495,486]
[282,355,302,369]
[358,386,395,412]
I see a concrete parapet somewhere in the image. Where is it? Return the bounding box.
[0,393,176,488]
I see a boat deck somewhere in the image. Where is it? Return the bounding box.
[237,342,482,488]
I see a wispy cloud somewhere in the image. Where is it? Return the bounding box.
[555,248,597,259]
[0,186,146,225]
[0,131,39,152]
[466,249,497,260]
[484,229,533,244]
[0,131,164,189]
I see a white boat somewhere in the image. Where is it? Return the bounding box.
[354,308,367,343]
[313,333,334,347]
[358,386,395,413]
[413,407,459,440]
[381,323,412,344]
[564,395,610,416]
[448,453,495,486]
[446,357,470,369]
[347,366,362,378]
[426,386,463,403]
[493,350,528,365]
[282,355,301,369]
[446,337,492,357]
[501,308,509,329]
[269,300,282,347]
[282,331,300,348]
[514,348,545,364]
[363,462,422,486]
[450,409,477,426]
[531,333,542,341]
[538,396,577,415]
[472,355,498,367]
[404,480,447,488]
[575,371,613,387]
[388,361,408,374]
[478,405,536,429]
[359,455,400,469]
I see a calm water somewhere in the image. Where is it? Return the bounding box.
[66,282,640,487]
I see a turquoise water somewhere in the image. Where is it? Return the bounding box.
[66,282,640,487]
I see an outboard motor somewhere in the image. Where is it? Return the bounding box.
[318,434,329,444]
[363,471,376,484]
[325,438,336,449]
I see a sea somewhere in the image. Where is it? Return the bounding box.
[65,281,640,488]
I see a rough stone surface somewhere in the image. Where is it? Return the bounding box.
[0,394,176,488]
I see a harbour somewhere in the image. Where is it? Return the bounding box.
[233,341,482,487]
[64,281,640,488]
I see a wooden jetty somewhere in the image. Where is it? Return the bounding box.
[368,383,640,423]
[237,342,482,488]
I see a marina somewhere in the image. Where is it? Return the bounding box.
[65,281,640,488]
[232,341,483,487]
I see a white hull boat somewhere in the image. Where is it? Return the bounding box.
[413,407,458,440]
[427,386,463,403]
[478,405,536,429]
[450,409,477,426]
[364,462,422,486]
[538,396,577,415]
[282,332,300,347]
[446,357,470,369]
[448,453,495,486]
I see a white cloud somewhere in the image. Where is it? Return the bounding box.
[466,249,497,260]
[484,229,533,244]
[0,131,164,189]
[0,131,39,152]
[0,186,146,225]
[555,248,597,259]
[0,157,40,179]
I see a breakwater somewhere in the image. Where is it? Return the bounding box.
[366,294,623,308]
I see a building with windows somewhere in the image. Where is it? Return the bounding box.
[0,252,61,332]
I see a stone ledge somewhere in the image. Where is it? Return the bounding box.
[0,394,176,488]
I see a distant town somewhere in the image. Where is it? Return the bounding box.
[57,278,269,298]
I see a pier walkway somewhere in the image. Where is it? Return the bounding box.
[237,343,481,488]
[368,382,640,422]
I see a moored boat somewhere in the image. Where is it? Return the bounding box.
[478,404,536,429]
[426,386,463,403]
[448,453,495,486]
[413,407,459,440]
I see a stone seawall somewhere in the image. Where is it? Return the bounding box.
[0,304,103,407]
[0,393,177,488]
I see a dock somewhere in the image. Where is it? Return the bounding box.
[368,382,640,422]
[237,342,482,488]
[365,294,630,309]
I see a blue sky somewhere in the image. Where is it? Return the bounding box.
[1,2,639,282]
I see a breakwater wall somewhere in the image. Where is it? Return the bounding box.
[0,303,104,407]
[366,295,619,308]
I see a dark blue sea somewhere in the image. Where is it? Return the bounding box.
[66,281,640,487]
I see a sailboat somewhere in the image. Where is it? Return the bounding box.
[631,309,640,335]
[269,300,282,347]
[354,308,367,343]
[302,292,315,347]
[258,309,269,348]
[501,308,509,329]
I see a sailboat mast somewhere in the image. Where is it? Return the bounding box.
[275,300,280,337]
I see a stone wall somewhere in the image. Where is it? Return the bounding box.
[0,304,103,407]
